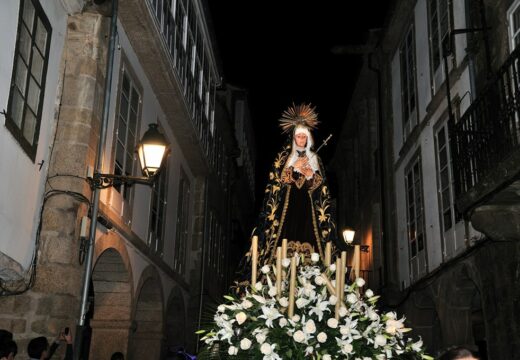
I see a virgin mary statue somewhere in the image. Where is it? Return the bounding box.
[241,104,338,277]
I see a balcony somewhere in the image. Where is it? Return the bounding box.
[451,47,520,239]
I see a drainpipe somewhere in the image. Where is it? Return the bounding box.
[196,177,210,352]
[368,52,387,293]
[74,1,118,358]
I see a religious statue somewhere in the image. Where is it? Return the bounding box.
[245,103,338,272]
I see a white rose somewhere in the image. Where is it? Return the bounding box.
[375,334,387,347]
[385,311,396,320]
[282,258,291,268]
[317,332,327,343]
[305,319,316,334]
[340,325,350,335]
[293,330,306,343]
[261,265,270,274]
[314,275,325,286]
[339,306,348,317]
[268,287,277,297]
[329,264,336,272]
[329,295,338,305]
[355,277,366,287]
[240,338,252,350]
[279,297,289,307]
[365,289,374,298]
[292,314,301,322]
[279,318,287,327]
[260,343,272,355]
[255,282,263,291]
[327,318,338,328]
[323,355,332,360]
[311,253,320,263]
[241,300,253,309]
[342,343,353,354]
[256,333,266,344]
[217,305,226,312]
[346,293,357,304]
[235,312,247,325]
[228,346,238,355]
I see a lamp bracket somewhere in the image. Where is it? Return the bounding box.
[87,172,154,190]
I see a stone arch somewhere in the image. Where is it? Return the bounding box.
[164,286,187,355]
[89,232,134,360]
[127,265,164,360]
[436,262,485,353]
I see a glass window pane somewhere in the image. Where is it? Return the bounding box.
[15,56,28,93]
[26,77,40,113]
[125,153,133,174]
[117,116,127,142]
[35,18,48,53]
[130,88,139,112]
[11,90,25,128]
[19,25,32,63]
[129,109,137,135]
[116,142,124,165]
[120,94,129,121]
[23,0,35,30]
[31,47,44,84]
[122,74,130,96]
[23,108,37,144]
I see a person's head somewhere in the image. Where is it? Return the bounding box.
[293,125,313,150]
[27,337,49,359]
[0,330,12,345]
[110,352,125,360]
[0,340,17,360]
[438,346,479,360]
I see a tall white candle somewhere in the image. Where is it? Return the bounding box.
[251,236,258,287]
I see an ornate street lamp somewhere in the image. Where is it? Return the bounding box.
[342,228,356,245]
[87,123,169,189]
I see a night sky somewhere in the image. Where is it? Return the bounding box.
[207,1,389,203]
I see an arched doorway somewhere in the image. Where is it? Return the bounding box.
[90,247,133,359]
[128,267,164,360]
[164,287,187,356]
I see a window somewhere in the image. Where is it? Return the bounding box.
[114,67,141,201]
[149,162,168,255]
[428,0,453,91]
[5,0,52,161]
[400,25,417,139]
[508,0,520,50]
[173,168,190,274]
[405,154,428,280]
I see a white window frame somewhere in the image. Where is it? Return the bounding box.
[400,24,418,140]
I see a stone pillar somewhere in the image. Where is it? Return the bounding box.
[90,320,131,359]
[0,10,109,353]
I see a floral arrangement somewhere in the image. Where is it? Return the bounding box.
[197,254,432,360]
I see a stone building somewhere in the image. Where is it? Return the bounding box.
[333,0,520,358]
[0,0,254,358]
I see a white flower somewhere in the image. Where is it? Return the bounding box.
[317,332,327,343]
[314,275,325,286]
[261,265,270,274]
[355,277,366,287]
[339,306,348,317]
[268,287,277,297]
[241,300,253,309]
[386,319,404,335]
[258,305,282,328]
[365,289,374,298]
[367,309,379,321]
[255,282,263,291]
[217,305,226,312]
[279,318,287,327]
[228,346,238,355]
[256,333,266,344]
[292,314,301,322]
[282,258,291,268]
[323,355,331,360]
[305,346,314,355]
[293,330,306,343]
[327,318,338,328]
[342,343,353,354]
[346,293,358,304]
[329,295,338,305]
[296,297,310,308]
[411,338,423,352]
[240,338,252,350]
[235,312,247,325]
[304,319,316,334]
[329,264,336,272]
[374,334,387,347]
[260,343,273,355]
[277,297,287,307]
[385,311,396,320]
[311,253,320,263]
[252,294,267,304]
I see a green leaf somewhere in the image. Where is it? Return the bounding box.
[195,329,206,334]
[223,295,235,301]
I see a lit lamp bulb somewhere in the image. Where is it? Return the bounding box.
[342,228,355,245]
[137,123,169,177]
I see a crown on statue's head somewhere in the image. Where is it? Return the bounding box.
[279,103,319,134]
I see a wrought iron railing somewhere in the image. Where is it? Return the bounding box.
[451,46,520,207]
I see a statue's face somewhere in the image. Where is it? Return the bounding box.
[295,133,308,147]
